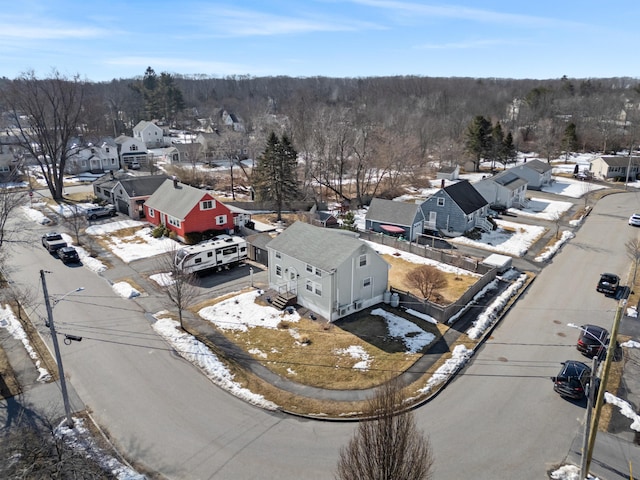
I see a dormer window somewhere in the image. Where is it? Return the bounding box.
[437,197,445,207]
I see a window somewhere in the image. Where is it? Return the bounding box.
[275,265,282,277]
[129,144,138,152]
[275,252,281,259]
[216,215,227,225]
[207,252,213,257]
[306,264,313,273]
[363,277,371,288]
[168,216,181,228]
[306,280,321,296]
[200,200,214,210]
[148,208,155,218]
[194,258,202,264]
[359,254,367,267]
[315,268,321,277]
[314,285,322,296]
[437,197,445,207]
[306,280,313,292]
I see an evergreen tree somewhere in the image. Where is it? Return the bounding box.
[130,67,184,122]
[502,131,517,164]
[490,121,505,168]
[253,132,300,222]
[561,122,578,161]
[464,115,492,172]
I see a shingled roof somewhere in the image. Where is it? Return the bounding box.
[365,198,423,226]
[443,180,488,214]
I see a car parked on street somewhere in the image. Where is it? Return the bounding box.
[41,232,67,253]
[58,246,80,264]
[552,360,593,400]
[576,324,609,359]
[596,273,619,295]
[85,204,116,220]
[629,214,640,226]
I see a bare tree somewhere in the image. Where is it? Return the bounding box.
[0,187,28,248]
[64,203,87,245]
[156,246,200,330]
[335,379,434,480]
[406,265,447,301]
[1,70,86,201]
[626,236,640,286]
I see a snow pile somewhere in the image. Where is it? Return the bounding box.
[199,290,300,332]
[417,344,473,395]
[450,220,545,257]
[152,315,278,410]
[534,230,575,262]
[56,417,145,480]
[112,282,140,299]
[604,392,640,432]
[150,272,174,286]
[466,273,528,340]
[334,346,372,371]
[0,304,51,382]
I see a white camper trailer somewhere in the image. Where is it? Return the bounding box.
[175,235,248,273]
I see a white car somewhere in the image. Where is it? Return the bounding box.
[629,214,640,226]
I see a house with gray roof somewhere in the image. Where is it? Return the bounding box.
[508,159,553,190]
[110,175,168,219]
[266,222,389,321]
[132,120,165,148]
[472,170,528,210]
[589,155,640,181]
[144,178,235,242]
[420,180,491,235]
[364,198,425,240]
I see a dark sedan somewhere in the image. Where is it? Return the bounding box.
[576,324,609,359]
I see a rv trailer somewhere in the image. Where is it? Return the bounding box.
[175,235,248,274]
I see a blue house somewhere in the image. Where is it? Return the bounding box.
[420,180,491,236]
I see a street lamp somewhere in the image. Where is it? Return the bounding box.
[40,270,84,428]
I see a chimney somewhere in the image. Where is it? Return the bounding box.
[441,178,445,189]
[172,175,178,188]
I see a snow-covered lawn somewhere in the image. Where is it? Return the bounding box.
[449,219,545,257]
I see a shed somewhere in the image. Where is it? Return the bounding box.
[481,253,513,273]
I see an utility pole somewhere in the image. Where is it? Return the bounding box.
[583,303,624,475]
[40,270,74,428]
[580,355,599,478]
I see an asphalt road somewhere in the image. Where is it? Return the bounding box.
[3,189,640,479]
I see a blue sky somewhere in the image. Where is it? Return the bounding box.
[2,0,639,82]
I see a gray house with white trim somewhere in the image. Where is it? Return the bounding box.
[509,159,553,190]
[266,222,389,322]
[472,170,528,209]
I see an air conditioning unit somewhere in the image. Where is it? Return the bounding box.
[354,301,363,310]
[339,308,347,316]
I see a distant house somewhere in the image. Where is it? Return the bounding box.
[365,198,425,241]
[266,222,389,322]
[132,121,165,148]
[472,170,529,209]
[143,178,234,242]
[590,155,640,181]
[509,159,553,190]
[0,144,20,181]
[313,211,339,228]
[150,146,181,164]
[436,165,460,181]
[66,139,120,174]
[420,180,491,235]
[115,135,148,170]
[110,175,168,220]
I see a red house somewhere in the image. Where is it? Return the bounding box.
[143,178,234,242]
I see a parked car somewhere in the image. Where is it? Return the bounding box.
[596,273,619,295]
[58,246,80,264]
[629,214,640,226]
[85,204,116,220]
[552,360,594,400]
[574,171,593,181]
[576,324,609,359]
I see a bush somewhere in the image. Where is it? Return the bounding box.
[151,225,170,238]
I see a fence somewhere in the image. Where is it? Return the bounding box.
[360,230,498,323]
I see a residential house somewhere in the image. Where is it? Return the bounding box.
[509,159,553,190]
[110,175,168,219]
[227,204,252,231]
[589,155,640,181]
[0,144,20,181]
[143,178,234,242]
[115,135,148,169]
[150,146,181,164]
[132,121,165,148]
[312,211,339,228]
[92,170,130,203]
[420,180,491,235]
[66,139,120,174]
[266,222,389,322]
[365,198,425,241]
[472,170,529,209]
[436,165,460,181]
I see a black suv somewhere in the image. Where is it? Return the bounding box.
[552,360,593,400]
[596,273,619,295]
[576,324,609,359]
[58,246,80,264]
